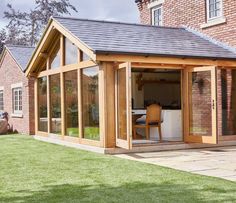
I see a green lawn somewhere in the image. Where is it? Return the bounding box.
[0,135,235,203]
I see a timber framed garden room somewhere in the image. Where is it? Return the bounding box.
[26,16,236,153]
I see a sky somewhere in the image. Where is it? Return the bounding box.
[0,0,140,29]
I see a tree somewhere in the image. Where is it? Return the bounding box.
[0,29,7,54]
[3,0,78,46]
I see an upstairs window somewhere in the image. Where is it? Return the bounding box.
[207,0,223,20]
[152,5,163,26]
[0,90,3,112]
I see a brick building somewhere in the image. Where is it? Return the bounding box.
[0,45,35,135]
[135,0,236,48]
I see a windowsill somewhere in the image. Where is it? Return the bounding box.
[11,113,23,118]
[200,16,226,29]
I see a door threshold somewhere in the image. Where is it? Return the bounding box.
[105,140,236,154]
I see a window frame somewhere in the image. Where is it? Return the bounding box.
[12,87,23,115]
[206,0,223,21]
[0,90,4,112]
[152,5,163,26]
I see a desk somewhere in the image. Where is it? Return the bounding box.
[132,109,183,141]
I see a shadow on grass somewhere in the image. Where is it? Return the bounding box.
[1,181,236,203]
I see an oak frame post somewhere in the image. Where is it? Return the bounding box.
[34,79,38,135]
[60,34,66,137]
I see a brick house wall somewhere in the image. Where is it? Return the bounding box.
[0,50,35,135]
[136,0,236,47]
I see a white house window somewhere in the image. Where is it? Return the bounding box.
[152,5,163,26]
[12,87,22,114]
[0,90,3,112]
[207,0,223,20]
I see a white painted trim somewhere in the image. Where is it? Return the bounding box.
[206,0,223,22]
[11,113,23,118]
[11,82,23,89]
[201,16,226,29]
[148,0,165,9]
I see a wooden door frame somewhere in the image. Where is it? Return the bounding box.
[115,62,132,149]
[184,66,218,144]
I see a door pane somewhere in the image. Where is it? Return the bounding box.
[38,77,48,132]
[188,71,212,136]
[50,74,61,134]
[117,68,127,140]
[65,71,78,137]
[81,66,100,140]
[221,69,236,135]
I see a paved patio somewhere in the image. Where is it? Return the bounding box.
[115,146,236,181]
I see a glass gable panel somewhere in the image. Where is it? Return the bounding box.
[50,43,60,69]
[65,38,78,65]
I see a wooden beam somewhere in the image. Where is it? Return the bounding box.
[47,75,51,134]
[98,64,105,148]
[39,52,48,59]
[60,34,65,67]
[34,79,38,135]
[131,63,185,69]
[37,61,97,78]
[78,69,83,139]
[60,72,65,137]
[97,54,236,67]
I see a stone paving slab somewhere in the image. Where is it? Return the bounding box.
[115,146,236,181]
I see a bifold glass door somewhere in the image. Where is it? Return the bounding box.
[185,66,217,144]
[116,62,132,149]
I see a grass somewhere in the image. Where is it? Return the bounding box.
[0,135,235,203]
[67,127,100,140]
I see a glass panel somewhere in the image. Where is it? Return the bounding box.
[19,89,22,111]
[50,74,61,134]
[81,66,100,140]
[188,71,212,136]
[50,43,60,69]
[65,70,78,137]
[221,69,236,135]
[117,68,127,140]
[65,38,78,65]
[82,52,90,61]
[38,77,48,132]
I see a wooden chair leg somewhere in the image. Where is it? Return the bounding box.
[145,126,149,140]
[158,125,162,142]
[133,127,137,139]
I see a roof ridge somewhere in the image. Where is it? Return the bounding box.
[184,26,236,55]
[52,16,184,30]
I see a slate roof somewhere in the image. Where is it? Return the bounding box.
[53,16,236,60]
[6,45,35,71]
